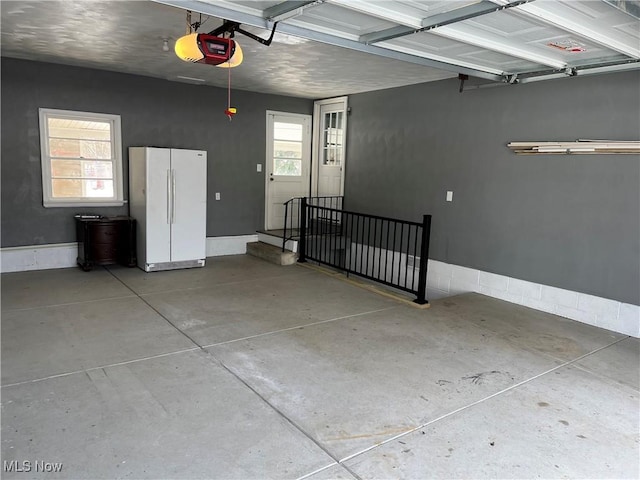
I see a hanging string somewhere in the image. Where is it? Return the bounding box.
[224,56,237,121]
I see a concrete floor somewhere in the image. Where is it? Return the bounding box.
[1,255,638,479]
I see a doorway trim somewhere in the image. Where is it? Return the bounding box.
[264,110,312,231]
[311,96,348,198]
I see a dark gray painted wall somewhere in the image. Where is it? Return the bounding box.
[1,57,312,247]
[3,58,638,305]
[345,71,640,305]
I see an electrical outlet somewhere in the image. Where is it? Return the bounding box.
[215,192,221,201]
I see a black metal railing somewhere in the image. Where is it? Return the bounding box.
[282,196,343,252]
[298,198,431,304]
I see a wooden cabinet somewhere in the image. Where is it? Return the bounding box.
[75,216,137,271]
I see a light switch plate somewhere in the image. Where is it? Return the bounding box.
[257,164,262,172]
[446,191,453,202]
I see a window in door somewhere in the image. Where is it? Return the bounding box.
[322,111,344,166]
[312,96,348,198]
[273,121,304,176]
[39,108,124,207]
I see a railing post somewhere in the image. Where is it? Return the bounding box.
[298,197,307,263]
[297,198,303,237]
[282,201,289,252]
[414,214,431,305]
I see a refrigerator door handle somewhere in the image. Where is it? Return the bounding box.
[171,169,176,224]
[167,169,172,224]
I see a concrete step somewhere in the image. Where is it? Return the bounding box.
[257,231,298,253]
[246,241,297,266]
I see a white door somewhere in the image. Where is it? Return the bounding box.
[170,149,207,262]
[312,97,348,197]
[265,112,311,231]
[144,148,172,264]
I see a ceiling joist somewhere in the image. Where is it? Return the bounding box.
[151,0,640,86]
[518,59,640,83]
[431,24,567,69]
[263,1,320,22]
[329,0,423,29]
[151,0,505,81]
[360,0,532,44]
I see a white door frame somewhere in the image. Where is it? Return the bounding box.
[311,96,348,197]
[264,110,312,231]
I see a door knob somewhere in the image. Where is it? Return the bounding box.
[270,178,274,181]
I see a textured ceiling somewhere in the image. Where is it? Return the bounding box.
[0,0,456,99]
[3,0,637,99]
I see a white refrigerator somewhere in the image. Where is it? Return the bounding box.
[129,147,207,272]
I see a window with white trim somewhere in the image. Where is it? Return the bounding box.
[39,108,124,207]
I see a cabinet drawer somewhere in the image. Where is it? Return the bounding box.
[90,244,119,263]
[90,223,121,243]
[75,216,137,270]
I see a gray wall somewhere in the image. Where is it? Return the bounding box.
[3,58,639,305]
[345,71,640,305]
[1,57,312,247]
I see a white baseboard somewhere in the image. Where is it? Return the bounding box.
[205,234,258,257]
[1,243,78,273]
[1,235,259,274]
[345,242,639,338]
[2,239,637,337]
[426,259,640,338]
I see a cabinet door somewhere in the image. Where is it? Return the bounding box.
[145,148,172,263]
[170,149,207,262]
